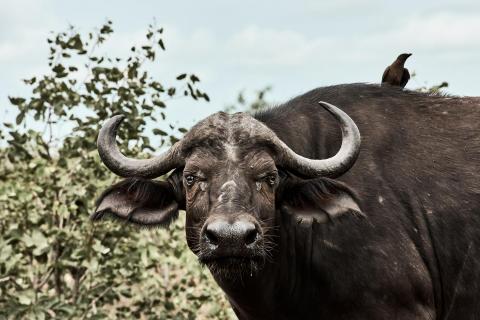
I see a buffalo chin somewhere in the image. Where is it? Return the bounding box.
[200,256,265,281]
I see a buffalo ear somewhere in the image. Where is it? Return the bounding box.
[278,177,363,223]
[92,177,180,227]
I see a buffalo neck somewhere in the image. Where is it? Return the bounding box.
[210,209,319,319]
[212,259,280,320]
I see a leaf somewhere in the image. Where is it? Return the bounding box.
[176,73,187,80]
[15,112,25,125]
[92,241,110,255]
[8,97,26,106]
[0,244,13,262]
[100,24,113,34]
[52,64,68,78]
[153,128,168,136]
[18,291,34,305]
[170,135,179,144]
[23,77,36,85]
[152,99,166,108]
[22,230,49,256]
[158,39,165,50]
[190,74,200,83]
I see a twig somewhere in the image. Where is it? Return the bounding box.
[34,267,54,290]
[79,285,113,320]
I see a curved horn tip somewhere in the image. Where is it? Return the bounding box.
[97,114,182,178]
[108,114,126,127]
[97,115,126,146]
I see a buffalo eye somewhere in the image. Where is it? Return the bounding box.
[185,175,196,186]
[266,175,276,186]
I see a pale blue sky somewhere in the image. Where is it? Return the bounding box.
[1,0,479,129]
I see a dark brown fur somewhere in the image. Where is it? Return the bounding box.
[94,83,480,319]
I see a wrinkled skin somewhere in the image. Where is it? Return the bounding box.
[183,147,278,276]
[94,84,480,319]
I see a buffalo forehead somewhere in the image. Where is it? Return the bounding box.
[186,144,275,170]
[181,112,276,154]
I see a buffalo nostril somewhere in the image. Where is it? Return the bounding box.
[204,219,259,248]
[205,228,219,245]
[244,227,258,246]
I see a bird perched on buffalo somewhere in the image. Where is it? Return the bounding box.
[381,53,412,88]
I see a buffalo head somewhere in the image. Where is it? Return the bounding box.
[92,102,361,280]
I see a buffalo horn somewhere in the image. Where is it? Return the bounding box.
[97,115,183,178]
[273,101,361,178]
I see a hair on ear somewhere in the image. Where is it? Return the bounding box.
[278,176,363,221]
[95,177,173,208]
[166,168,186,210]
[279,177,359,205]
[92,177,180,227]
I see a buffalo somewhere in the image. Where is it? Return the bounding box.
[92,83,480,319]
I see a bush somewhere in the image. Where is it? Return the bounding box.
[0,21,234,319]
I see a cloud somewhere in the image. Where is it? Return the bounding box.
[226,26,311,66]
[0,0,58,67]
[224,11,480,68]
[2,0,479,129]
[364,12,480,51]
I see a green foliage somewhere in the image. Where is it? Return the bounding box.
[224,86,272,113]
[0,21,233,319]
[411,71,449,94]
[415,81,449,94]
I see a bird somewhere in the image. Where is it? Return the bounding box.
[381,53,412,88]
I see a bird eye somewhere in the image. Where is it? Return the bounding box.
[185,175,196,186]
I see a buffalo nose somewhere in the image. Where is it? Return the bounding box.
[204,220,259,247]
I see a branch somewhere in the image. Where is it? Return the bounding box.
[34,267,54,290]
[79,285,113,320]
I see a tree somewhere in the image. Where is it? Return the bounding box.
[411,71,449,94]
[0,21,234,319]
[224,86,272,113]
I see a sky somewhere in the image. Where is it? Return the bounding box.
[1,0,479,129]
